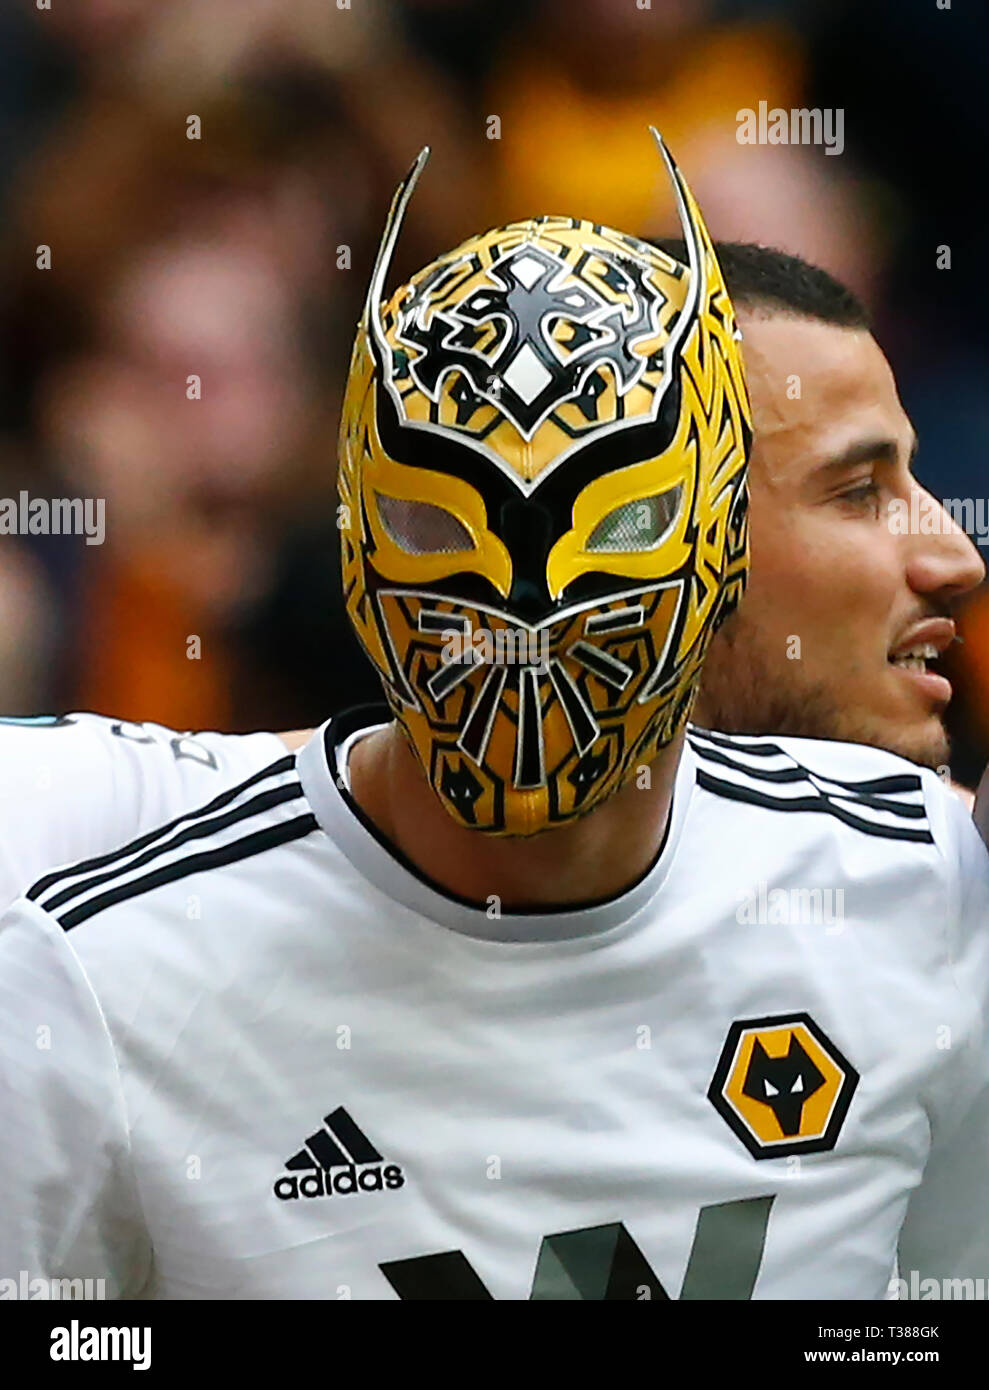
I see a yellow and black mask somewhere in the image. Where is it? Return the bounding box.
[338,132,750,836]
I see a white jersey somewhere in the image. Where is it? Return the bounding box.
[2,709,989,1300]
[976,764,989,850]
[0,713,287,910]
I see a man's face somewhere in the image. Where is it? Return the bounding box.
[693,312,985,767]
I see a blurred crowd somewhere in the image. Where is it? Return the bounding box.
[0,0,986,779]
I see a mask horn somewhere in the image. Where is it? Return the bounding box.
[362,146,431,352]
[649,126,707,354]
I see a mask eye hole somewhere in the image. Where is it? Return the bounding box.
[375,493,475,556]
[585,483,683,553]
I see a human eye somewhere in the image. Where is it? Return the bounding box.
[835,478,881,515]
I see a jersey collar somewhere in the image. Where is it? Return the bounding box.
[296,705,696,943]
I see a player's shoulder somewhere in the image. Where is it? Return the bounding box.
[0,711,293,909]
[24,740,317,937]
[0,710,288,802]
[0,711,121,780]
[686,723,954,851]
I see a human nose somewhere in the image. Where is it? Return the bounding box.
[905,483,986,602]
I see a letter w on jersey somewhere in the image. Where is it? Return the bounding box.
[382,1197,775,1299]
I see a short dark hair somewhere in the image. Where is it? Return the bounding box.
[651,238,871,330]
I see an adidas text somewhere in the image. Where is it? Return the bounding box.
[274,1163,405,1200]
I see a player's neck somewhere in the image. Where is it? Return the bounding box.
[347,723,683,910]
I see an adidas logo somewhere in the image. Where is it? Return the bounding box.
[274,1106,405,1201]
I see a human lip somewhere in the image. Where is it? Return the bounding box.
[888,617,956,663]
[887,618,956,702]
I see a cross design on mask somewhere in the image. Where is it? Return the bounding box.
[396,244,665,438]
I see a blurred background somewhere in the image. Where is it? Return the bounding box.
[0,0,986,781]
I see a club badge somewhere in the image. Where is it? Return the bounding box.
[709,1013,858,1159]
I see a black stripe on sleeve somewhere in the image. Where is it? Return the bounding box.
[695,769,934,843]
[688,740,927,815]
[57,813,320,931]
[38,782,305,914]
[28,754,296,901]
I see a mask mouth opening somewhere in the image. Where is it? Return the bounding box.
[405,595,659,767]
[376,577,695,833]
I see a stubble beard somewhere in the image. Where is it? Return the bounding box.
[694,616,950,771]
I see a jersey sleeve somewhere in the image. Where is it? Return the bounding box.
[0,714,287,911]
[896,777,989,1291]
[0,894,150,1297]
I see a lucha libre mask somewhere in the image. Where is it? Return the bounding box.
[338,131,751,836]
